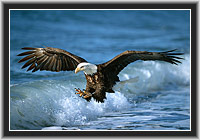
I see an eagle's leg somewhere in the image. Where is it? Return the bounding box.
[75,88,85,97]
[83,91,92,99]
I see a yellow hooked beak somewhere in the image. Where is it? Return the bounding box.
[75,67,81,74]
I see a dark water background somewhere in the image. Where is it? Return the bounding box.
[10,10,190,130]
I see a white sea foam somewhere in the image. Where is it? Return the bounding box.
[116,54,190,94]
[10,80,131,130]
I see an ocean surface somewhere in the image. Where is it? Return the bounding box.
[10,10,190,130]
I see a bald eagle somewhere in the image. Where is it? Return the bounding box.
[18,47,183,103]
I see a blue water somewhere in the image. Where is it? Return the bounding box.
[10,10,190,130]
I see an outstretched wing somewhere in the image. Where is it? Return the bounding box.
[18,47,87,72]
[101,49,184,76]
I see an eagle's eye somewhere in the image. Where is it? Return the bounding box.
[80,66,84,69]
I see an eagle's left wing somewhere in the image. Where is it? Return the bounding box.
[101,49,184,76]
[18,47,87,72]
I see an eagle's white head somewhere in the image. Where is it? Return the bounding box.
[75,62,97,75]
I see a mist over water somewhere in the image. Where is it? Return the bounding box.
[10,10,190,130]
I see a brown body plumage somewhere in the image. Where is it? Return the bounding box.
[18,46,183,103]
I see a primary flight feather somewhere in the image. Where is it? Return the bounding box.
[18,46,183,103]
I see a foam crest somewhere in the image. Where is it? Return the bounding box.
[52,91,131,127]
[116,54,190,94]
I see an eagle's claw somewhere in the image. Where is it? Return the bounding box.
[75,88,85,97]
[75,88,92,99]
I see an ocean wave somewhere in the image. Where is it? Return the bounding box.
[10,54,190,130]
[10,80,131,130]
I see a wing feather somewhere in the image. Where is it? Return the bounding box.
[61,56,67,70]
[52,56,58,71]
[17,51,35,56]
[47,56,54,70]
[27,63,36,71]
[22,58,36,69]
[18,54,35,63]
[41,56,52,70]
[36,55,47,64]
[18,46,87,72]
[57,56,62,71]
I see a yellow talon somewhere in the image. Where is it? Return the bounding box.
[75,88,86,97]
[75,88,92,99]
[79,92,84,97]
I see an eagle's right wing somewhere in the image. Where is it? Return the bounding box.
[18,47,87,72]
[101,49,184,76]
